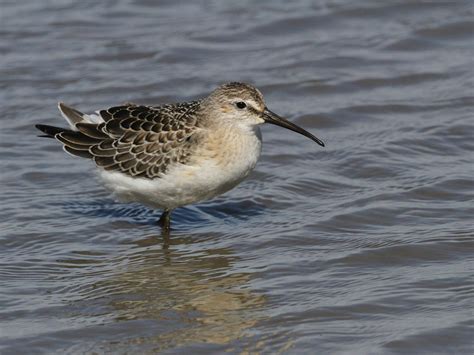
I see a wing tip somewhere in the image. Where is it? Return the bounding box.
[35,123,66,138]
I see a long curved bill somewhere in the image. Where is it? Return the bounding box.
[263,108,325,147]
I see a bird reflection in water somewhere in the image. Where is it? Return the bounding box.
[92,231,267,351]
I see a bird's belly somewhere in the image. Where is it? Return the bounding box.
[98,130,262,209]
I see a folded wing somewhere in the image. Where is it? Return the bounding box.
[36,102,201,179]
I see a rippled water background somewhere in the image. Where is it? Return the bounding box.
[1,0,473,353]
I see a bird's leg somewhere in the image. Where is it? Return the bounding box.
[157,209,172,232]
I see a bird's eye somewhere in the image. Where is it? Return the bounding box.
[235,101,247,109]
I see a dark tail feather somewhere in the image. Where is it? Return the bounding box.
[35,124,70,138]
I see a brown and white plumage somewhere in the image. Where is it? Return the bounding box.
[40,101,202,179]
[36,82,324,230]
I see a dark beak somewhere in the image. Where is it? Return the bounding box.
[263,108,325,147]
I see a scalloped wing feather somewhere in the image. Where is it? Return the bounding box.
[55,102,202,179]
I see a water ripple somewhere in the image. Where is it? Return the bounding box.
[1,0,473,353]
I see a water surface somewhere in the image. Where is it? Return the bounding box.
[1,0,473,353]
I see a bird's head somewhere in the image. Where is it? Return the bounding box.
[203,82,324,147]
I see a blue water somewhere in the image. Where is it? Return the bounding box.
[1,1,473,353]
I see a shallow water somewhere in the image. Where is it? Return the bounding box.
[1,0,473,353]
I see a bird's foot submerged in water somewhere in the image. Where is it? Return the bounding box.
[157,209,172,233]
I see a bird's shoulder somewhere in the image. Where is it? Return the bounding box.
[98,100,202,134]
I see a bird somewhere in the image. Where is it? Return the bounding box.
[35,82,324,231]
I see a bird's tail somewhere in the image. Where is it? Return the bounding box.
[35,102,88,138]
[35,103,109,159]
[58,102,89,128]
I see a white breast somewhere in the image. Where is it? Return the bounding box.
[98,126,262,209]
